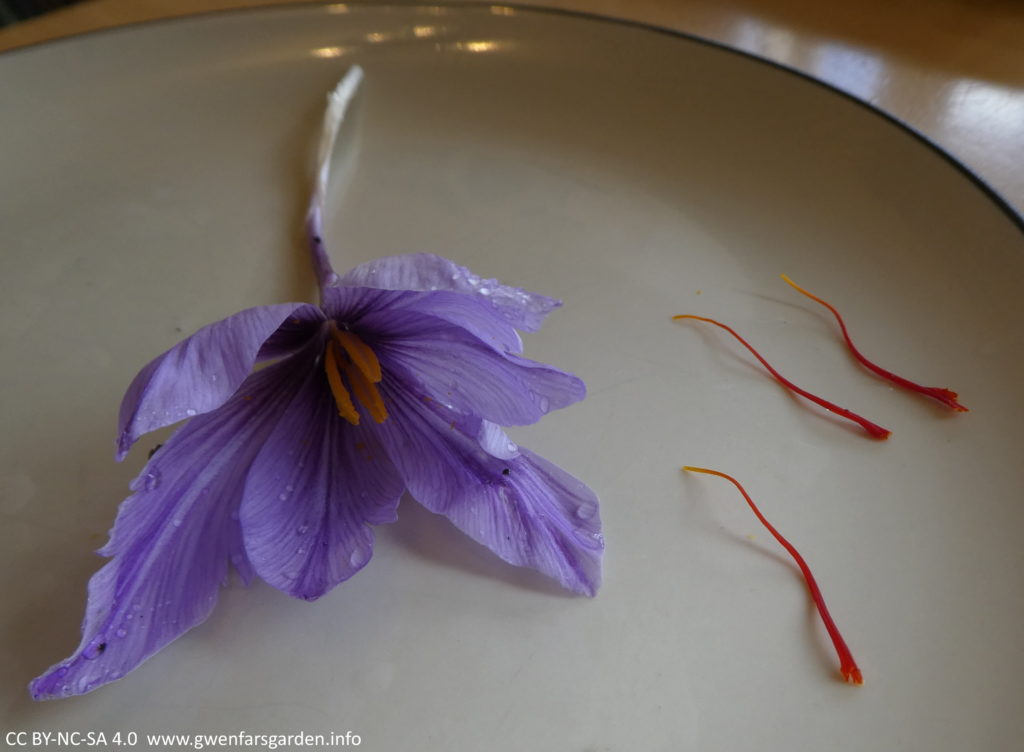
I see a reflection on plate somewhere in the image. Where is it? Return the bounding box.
[1,4,1022,750]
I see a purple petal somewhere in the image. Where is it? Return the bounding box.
[372,312,585,426]
[337,254,561,332]
[322,285,523,354]
[30,351,313,700]
[116,303,323,460]
[256,305,327,361]
[240,364,404,601]
[477,420,519,460]
[376,390,603,596]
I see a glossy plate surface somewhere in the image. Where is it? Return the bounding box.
[2,4,1022,749]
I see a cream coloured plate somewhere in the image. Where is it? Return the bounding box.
[2,3,1023,750]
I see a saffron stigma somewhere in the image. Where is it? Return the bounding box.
[673,315,890,439]
[682,466,864,686]
[780,275,968,412]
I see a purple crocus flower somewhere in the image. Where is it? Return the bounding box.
[29,68,602,701]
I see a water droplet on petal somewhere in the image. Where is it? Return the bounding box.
[56,667,68,677]
[108,670,123,680]
[349,549,368,568]
[142,470,161,491]
[575,504,596,521]
[538,396,550,414]
[297,524,309,535]
[171,518,182,527]
[296,546,307,555]
[115,628,127,638]
[278,492,289,501]
[185,408,197,417]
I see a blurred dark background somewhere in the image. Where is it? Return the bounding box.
[1,0,84,26]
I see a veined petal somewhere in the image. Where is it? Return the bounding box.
[337,254,561,332]
[116,302,323,460]
[322,285,523,354]
[30,350,314,700]
[477,420,519,460]
[373,312,585,426]
[256,306,327,361]
[376,388,603,596]
[240,365,404,601]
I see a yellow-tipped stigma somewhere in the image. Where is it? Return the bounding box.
[683,465,722,478]
[780,274,830,309]
[325,341,361,425]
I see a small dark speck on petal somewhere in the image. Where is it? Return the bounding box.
[97,642,106,653]
[502,468,511,476]
[148,444,163,459]
[314,236,322,243]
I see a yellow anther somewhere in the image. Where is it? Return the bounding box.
[343,361,389,424]
[324,341,360,425]
[333,329,382,383]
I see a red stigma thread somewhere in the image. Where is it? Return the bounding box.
[673,314,891,439]
[781,275,967,412]
[683,466,864,686]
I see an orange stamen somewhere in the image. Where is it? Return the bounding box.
[324,341,360,425]
[780,275,968,412]
[683,466,864,686]
[343,361,388,424]
[673,314,890,439]
[333,329,382,383]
